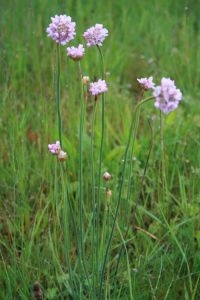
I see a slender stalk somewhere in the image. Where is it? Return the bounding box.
[95,45,106,284]
[91,101,97,296]
[124,105,141,220]
[78,62,84,263]
[63,168,84,297]
[110,209,134,300]
[105,202,111,300]
[56,44,62,147]
[60,166,76,298]
[77,62,91,295]
[97,45,105,79]
[114,118,154,278]
[160,110,166,201]
[98,96,154,299]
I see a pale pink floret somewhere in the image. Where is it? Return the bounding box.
[89,79,108,96]
[83,24,108,47]
[48,141,61,154]
[153,78,182,114]
[137,76,155,90]
[46,14,76,45]
[66,44,85,61]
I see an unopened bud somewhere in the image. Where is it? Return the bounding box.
[103,171,112,181]
[58,150,68,161]
[82,76,90,84]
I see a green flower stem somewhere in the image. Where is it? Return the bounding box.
[77,62,91,293]
[98,96,154,299]
[123,87,147,221]
[110,209,133,300]
[124,104,141,221]
[61,166,76,298]
[91,101,97,296]
[56,44,62,147]
[114,118,154,278]
[96,45,105,282]
[160,111,167,201]
[97,45,105,80]
[78,62,84,262]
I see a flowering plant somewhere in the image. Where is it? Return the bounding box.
[46,13,183,300]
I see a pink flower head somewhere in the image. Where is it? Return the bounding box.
[46,14,76,45]
[137,76,155,90]
[89,79,108,96]
[66,44,85,61]
[153,78,182,114]
[83,24,108,47]
[48,141,61,154]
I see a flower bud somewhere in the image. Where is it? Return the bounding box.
[103,171,112,181]
[82,76,90,84]
[57,150,68,161]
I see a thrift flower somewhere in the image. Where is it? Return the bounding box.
[137,76,155,90]
[89,79,108,96]
[83,24,108,47]
[46,14,76,45]
[66,44,85,61]
[153,78,182,114]
[48,141,68,162]
[48,141,61,154]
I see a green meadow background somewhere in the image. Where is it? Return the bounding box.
[1,0,200,299]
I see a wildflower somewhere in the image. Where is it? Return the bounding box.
[89,79,108,97]
[46,14,76,45]
[48,141,68,162]
[82,76,90,84]
[153,77,182,114]
[66,44,85,61]
[137,76,155,90]
[83,24,108,47]
[57,150,68,161]
[103,171,112,181]
[48,141,61,154]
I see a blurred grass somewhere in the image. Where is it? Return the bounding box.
[0,0,200,299]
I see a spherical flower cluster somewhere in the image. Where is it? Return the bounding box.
[89,79,108,96]
[48,141,61,154]
[46,15,76,45]
[137,76,155,90]
[48,141,67,161]
[83,24,108,47]
[153,78,182,114]
[66,44,85,61]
